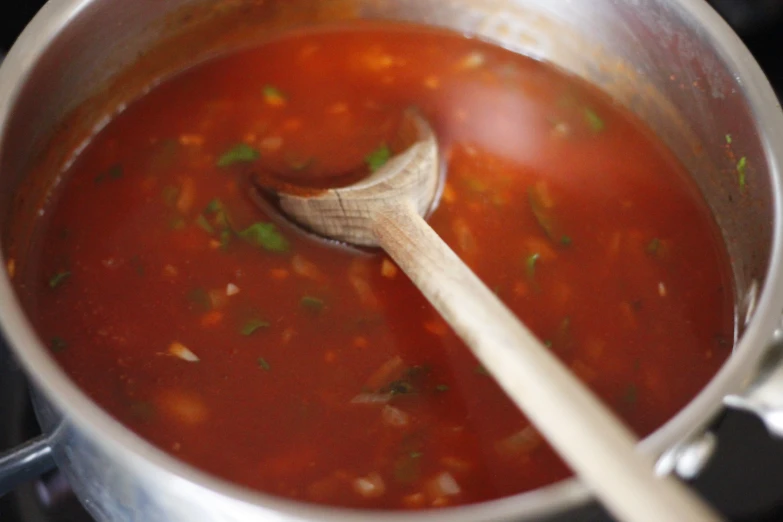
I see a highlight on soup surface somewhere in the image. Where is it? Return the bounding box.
[13,24,734,510]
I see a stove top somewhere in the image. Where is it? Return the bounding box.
[2,1,783,521]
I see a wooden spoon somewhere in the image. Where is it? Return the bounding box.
[256,109,722,522]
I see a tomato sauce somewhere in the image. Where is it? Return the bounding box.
[17,25,734,510]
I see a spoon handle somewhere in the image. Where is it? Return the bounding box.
[372,201,722,522]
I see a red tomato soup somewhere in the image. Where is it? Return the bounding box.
[17,25,734,510]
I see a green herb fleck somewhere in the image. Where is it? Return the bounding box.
[366,144,391,172]
[435,384,450,392]
[186,287,212,312]
[409,451,423,459]
[161,185,179,206]
[49,271,71,289]
[622,384,638,405]
[528,184,565,243]
[169,217,186,230]
[394,453,421,483]
[584,108,605,133]
[646,238,661,256]
[465,178,488,193]
[95,164,123,184]
[544,339,553,348]
[526,253,540,279]
[219,230,232,249]
[257,357,271,371]
[242,319,270,336]
[286,154,313,171]
[205,199,224,214]
[129,401,155,422]
[387,380,415,395]
[216,143,260,168]
[560,235,572,247]
[50,337,68,352]
[130,255,145,276]
[239,223,289,253]
[550,317,572,352]
[195,214,215,235]
[737,156,748,191]
[474,364,490,376]
[263,85,286,103]
[301,296,325,312]
[725,134,732,144]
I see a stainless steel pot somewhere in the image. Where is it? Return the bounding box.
[1,0,783,520]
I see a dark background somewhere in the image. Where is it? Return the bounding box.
[2,1,783,521]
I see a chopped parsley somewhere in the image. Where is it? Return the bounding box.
[49,337,68,352]
[195,214,215,235]
[186,287,212,312]
[621,384,638,405]
[161,185,179,206]
[219,230,232,249]
[474,364,490,376]
[216,143,260,167]
[526,252,540,279]
[435,384,450,392]
[527,183,565,243]
[286,154,313,171]
[242,319,270,336]
[48,271,71,289]
[409,451,423,459]
[300,296,325,312]
[382,365,431,395]
[725,134,732,145]
[94,164,123,184]
[257,357,271,371]
[560,235,572,247]
[646,238,661,256]
[169,216,186,230]
[584,108,605,133]
[263,85,286,106]
[129,401,155,422]
[238,223,289,253]
[465,178,488,194]
[737,156,748,191]
[366,144,391,172]
[205,198,224,214]
[130,255,145,276]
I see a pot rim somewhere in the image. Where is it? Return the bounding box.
[1,0,783,520]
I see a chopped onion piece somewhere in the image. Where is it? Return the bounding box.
[458,51,485,70]
[352,472,385,498]
[382,405,410,427]
[381,258,398,279]
[351,393,393,405]
[432,471,461,496]
[495,426,542,457]
[292,254,325,281]
[226,283,240,296]
[169,342,199,362]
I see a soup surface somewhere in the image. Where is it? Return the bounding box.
[17,24,734,510]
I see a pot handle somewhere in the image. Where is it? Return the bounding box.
[723,335,783,437]
[0,434,55,497]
